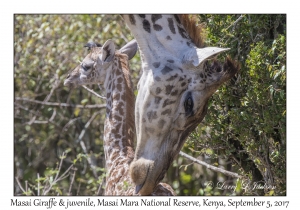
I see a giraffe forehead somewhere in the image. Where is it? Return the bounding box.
[151,66,191,89]
[83,51,99,63]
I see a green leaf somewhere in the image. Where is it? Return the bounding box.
[74,107,80,117]
[49,176,53,185]
[235,179,242,194]
[205,148,213,155]
[55,187,62,195]
[81,98,88,105]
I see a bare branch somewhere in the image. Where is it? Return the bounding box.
[15,97,106,109]
[54,152,65,181]
[76,111,102,178]
[61,117,81,133]
[82,85,106,100]
[37,173,40,196]
[56,164,74,182]
[76,111,102,143]
[27,74,60,125]
[30,120,49,124]
[97,177,105,195]
[49,108,57,122]
[15,103,61,127]
[25,181,28,193]
[226,14,245,31]
[15,177,26,194]
[179,151,242,179]
[15,103,43,118]
[247,15,254,42]
[68,168,77,196]
[79,141,98,178]
[42,153,74,195]
[76,182,81,196]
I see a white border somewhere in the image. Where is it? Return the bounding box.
[3,0,298,209]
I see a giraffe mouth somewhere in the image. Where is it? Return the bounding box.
[135,184,143,194]
[134,164,150,194]
[64,81,75,88]
[130,157,158,195]
[64,78,76,88]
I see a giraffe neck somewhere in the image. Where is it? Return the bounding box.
[103,53,135,194]
[123,15,197,70]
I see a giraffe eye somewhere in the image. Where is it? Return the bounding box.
[184,93,194,116]
[81,62,93,72]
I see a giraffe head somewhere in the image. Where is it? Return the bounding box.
[64,39,137,88]
[124,14,240,195]
[131,56,239,195]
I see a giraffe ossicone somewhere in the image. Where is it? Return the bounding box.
[122,14,240,195]
[64,39,175,195]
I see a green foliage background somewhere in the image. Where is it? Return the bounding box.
[14,14,286,196]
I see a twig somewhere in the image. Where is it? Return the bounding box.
[231,154,243,169]
[179,151,242,179]
[49,108,57,122]
[76,111,102,143]
[25,181,28,194]
[37,173,40,196]
[82,85,106,100]
[76,182,81,196]
[56,164,74,182]
[76,111,102,178]
[30,120,49,124]
[68,168,77,196]
[54,152,65,181]
[15,177,26,194]
[42,153,74,195]
[27,73,60,125]
[98,84,104,93]
[80,140,98,178]
[42,165,73,195]
[61,117,81,132]
[15,97,106,109]
[14,103,43,118]
[247,15,254,42]
[97,178,105,195]
[226,15,245,31]
[15,103,61,127]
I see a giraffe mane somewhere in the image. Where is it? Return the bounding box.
[176,14,206,48]
[115,52,135,154]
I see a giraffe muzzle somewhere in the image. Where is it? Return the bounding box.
[130,157,158,195]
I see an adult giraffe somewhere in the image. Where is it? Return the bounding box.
[122,15,239,195]
[64,39,175,195]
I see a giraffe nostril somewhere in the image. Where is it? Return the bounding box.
[184,92,194,116]
[66,74,70,79]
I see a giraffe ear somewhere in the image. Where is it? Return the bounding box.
[120,39,138,60]
[101,39,115,62]
[184,47,230,67]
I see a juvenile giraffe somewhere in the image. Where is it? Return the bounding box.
[64,39,175,195]
[122,15,240,195]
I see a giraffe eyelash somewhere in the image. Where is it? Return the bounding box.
[78,60,89,74]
